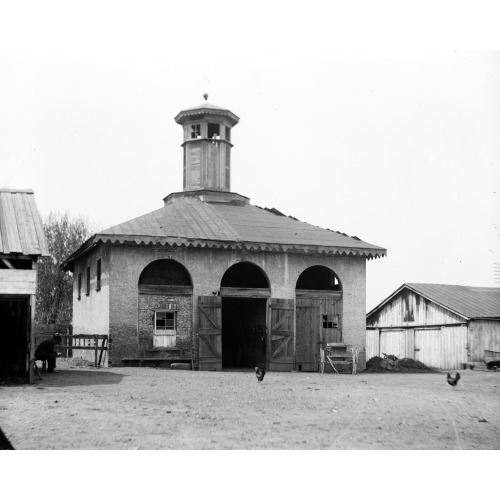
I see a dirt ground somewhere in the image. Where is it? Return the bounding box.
[1,358,499,450]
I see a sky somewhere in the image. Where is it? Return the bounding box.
[1,2,499,312]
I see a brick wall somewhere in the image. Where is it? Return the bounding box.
[138,294,192,353]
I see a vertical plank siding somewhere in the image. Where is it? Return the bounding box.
[366,329,380,359]
[366,288,474,369]
[441,325,468,369]
[367,289,465,327]
[367,325,468,369]
[380,329,414,359]
[468,320,500,361]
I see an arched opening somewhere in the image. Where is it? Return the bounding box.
[295,265,343,372]
[138,259,193,353]
[220,261,269,288]
[220,262,269,370]
[138,259,192,286]
[296,265,341,291]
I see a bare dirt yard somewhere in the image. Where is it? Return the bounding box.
[1,359,499,450]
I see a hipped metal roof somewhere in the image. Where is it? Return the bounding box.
[63,192,386,271]
[0,188,49,257]
[368,283,500,320]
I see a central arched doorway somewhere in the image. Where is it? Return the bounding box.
[220,262,270,369]
[295,265,343,372]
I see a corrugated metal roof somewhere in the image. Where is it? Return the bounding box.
[63,194,386,270]
[368,283,500,320]
[99,196,386,251]
[0,189,49,257]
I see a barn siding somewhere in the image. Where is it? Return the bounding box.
[367,289,465,327]
[441,325,468,369]
[366,329,379,359]
[468,320,500,362]
[366,325,467,369]
[380,329,414,359]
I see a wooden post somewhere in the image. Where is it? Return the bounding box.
[98,338,107,366]
[94,335,98,367]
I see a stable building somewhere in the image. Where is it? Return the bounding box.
[0,188,49,382]
[63,100,387,371]
[366,283,500,369]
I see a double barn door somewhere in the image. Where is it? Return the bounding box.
[197,296,295,371]
[197,295,342,372]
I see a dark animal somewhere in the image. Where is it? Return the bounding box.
[0,427,14,450]
[446,372,460,389]
[255,365,266,382]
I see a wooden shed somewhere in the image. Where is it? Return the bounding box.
[62,99,387,371]
[366,283,500,369]
[0,188,49,382]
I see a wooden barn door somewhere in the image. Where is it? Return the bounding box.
[296,298,320,371]
[296,296,342,371]
[198,296,222,371]
[268,298,294,372]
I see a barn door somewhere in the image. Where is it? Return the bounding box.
[296,298,320,371]
[268,298,294,372]
[414,328,442,369]
[198,296,222,371]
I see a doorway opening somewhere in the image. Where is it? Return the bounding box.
[221,297,267,369]
[0,297,29,376]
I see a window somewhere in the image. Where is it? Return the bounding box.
[78,273,82,300]
[86,266,90,295]
[190,124,201,139]
[225,126,231,142]
[155,311,176,335]
[207,123,220,139]
[96,259,101,291]
[322,314,339,329]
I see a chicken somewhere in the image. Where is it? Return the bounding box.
[446,372,460,389]
[255,365,266,382]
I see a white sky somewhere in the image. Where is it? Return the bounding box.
[1,1,499,311]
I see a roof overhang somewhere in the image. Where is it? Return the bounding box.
[62,236,386,272]
[174,107,240,126]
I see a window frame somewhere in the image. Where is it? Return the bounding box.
[86,265,90,296]
[322,314,339,329]
[96,259,101,291]
[190,123,201,139]
[154,310,177,336]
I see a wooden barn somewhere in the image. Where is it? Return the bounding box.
[0,188,49,382]
[366,283,500,369]
[62,99,387,371]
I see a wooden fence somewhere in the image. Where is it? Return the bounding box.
[34,325,109,367]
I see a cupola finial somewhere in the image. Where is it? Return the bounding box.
[203,93,208,101]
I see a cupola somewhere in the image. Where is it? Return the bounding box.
[175,95,239,192]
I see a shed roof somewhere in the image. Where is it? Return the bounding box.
[62,191,386,271]
[0,189,49,257]
[368,283,500,320]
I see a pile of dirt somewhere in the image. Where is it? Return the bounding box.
[365,356,435,373]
